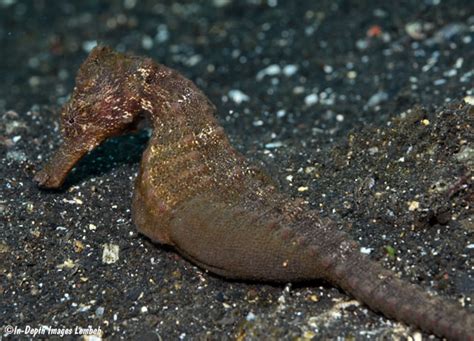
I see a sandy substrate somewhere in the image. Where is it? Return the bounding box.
[1,1,473,339]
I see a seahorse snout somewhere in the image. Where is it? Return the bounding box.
[34,137,98,189]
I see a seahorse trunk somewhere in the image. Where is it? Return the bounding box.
[326,250,474,340]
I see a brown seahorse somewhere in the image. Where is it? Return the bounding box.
[34,46,473,340]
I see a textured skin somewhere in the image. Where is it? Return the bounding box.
[35,46,473,340]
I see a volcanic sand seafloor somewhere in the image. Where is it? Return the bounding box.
[1,0,473,339]
[3,98,474,340]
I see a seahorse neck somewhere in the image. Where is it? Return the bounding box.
[142,69,219,139]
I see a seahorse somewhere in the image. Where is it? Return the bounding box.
[34,46,473,340]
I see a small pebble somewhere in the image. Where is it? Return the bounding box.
[282,64,298,77]
[293,86,304,94]
[141,35,154,50]
[0,0,16,7]
[347,70,357,79]
[0,242,10,253]
[95,306,105,317]
[323,65,333,73]
[185,55,201,67]
[83,336,102,341]
[408,201,420,211]
[366,91,388,108]
[405,22,425,40]
[155,24,169,43]
[246,312,256,321]
[82,40,98,53]
[463,96,474,105]
[265,141,283,149]
[102,244,120,264]
[76,304,91,313]
[412,332,423,341]
[304,93,318,106]
[455,146,474,165]
[28,76,40,87]
[368,147,379,155]
[256,64,281,80]
[74,240,85,253]
[213,0,231,7]
[228,89,249,104]
[124,0,137,9]
[57,258,75,269]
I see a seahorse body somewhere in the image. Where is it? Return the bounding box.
[34,46,473,340]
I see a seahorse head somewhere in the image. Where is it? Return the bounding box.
[34,46,145,188]
[61,46,145,142]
